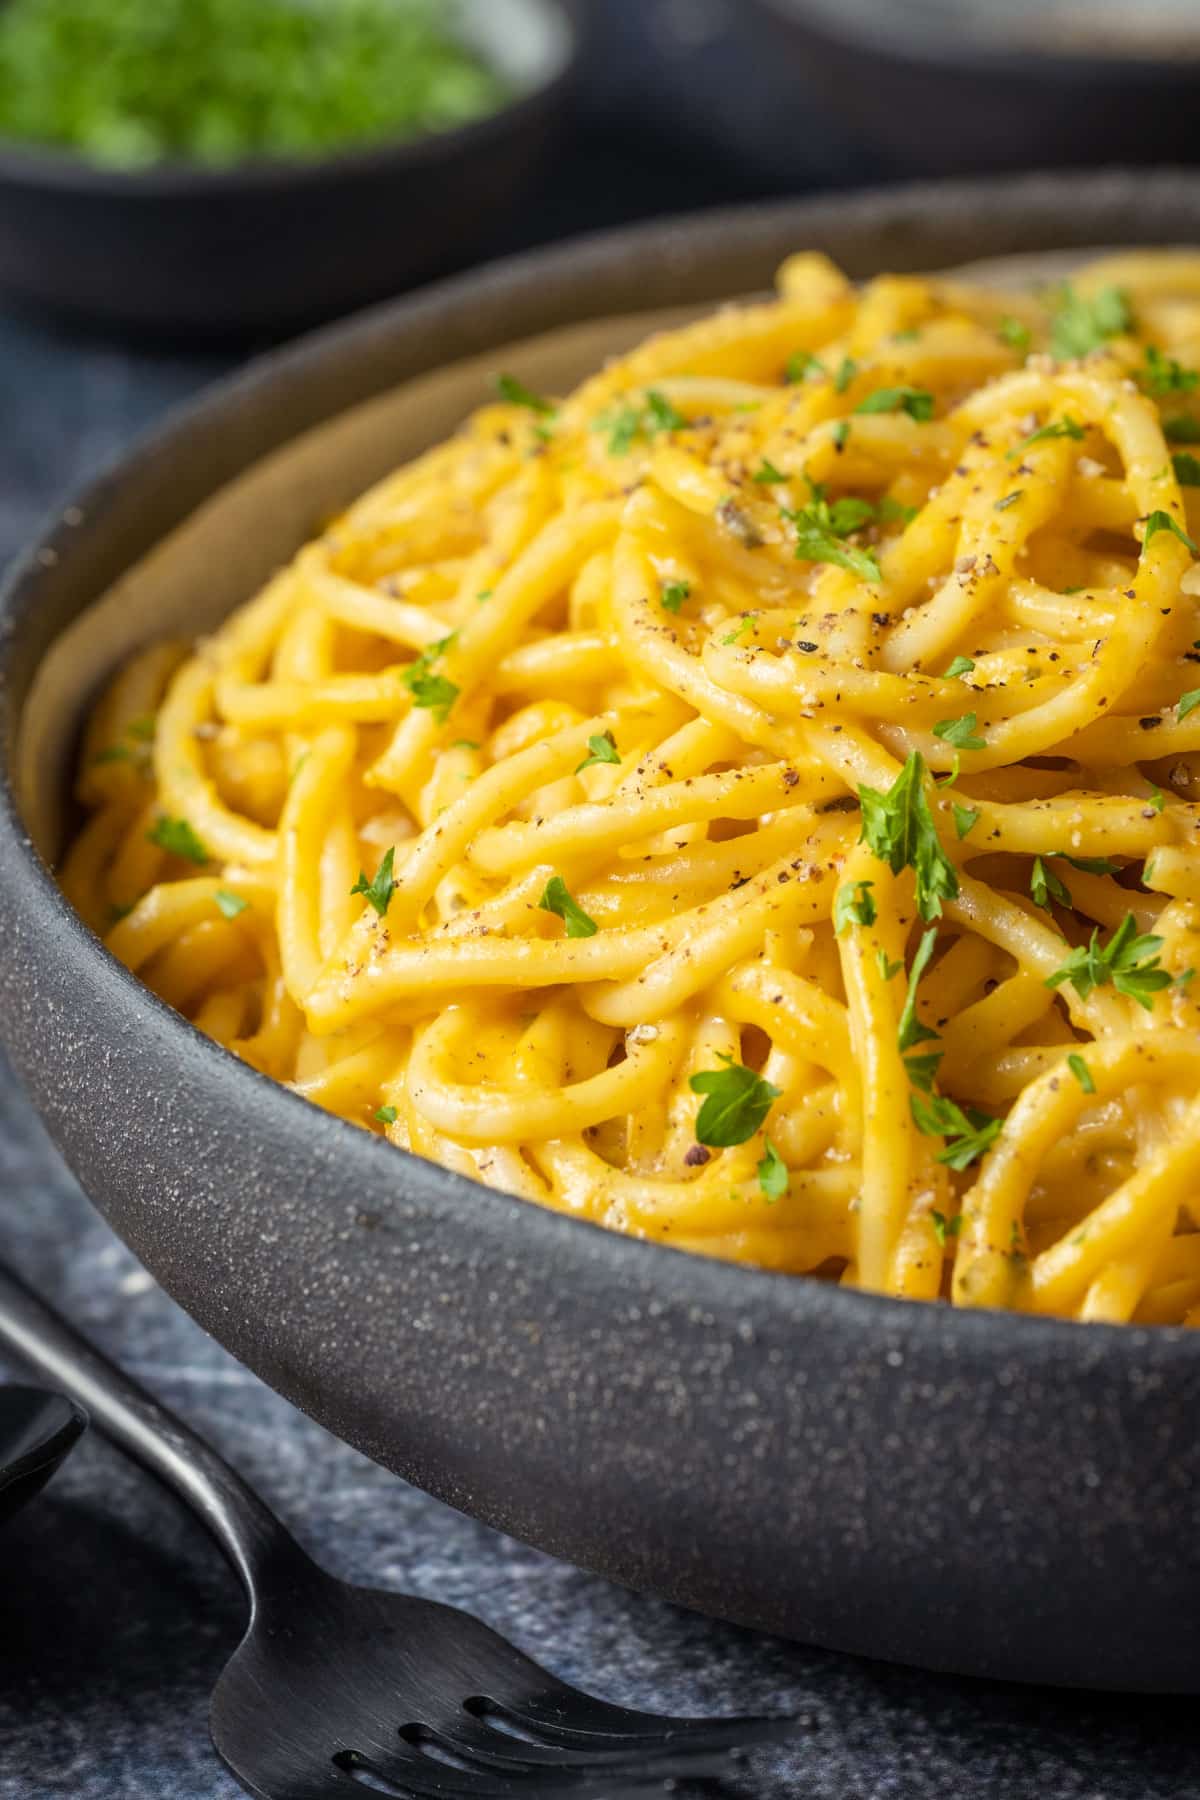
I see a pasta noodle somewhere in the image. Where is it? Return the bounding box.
[63,249,1200,1324]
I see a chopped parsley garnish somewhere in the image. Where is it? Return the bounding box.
[1165,415,1200,444]
[858,751,959,921]
[690,1053,781,1148]
[833,356,857,394]
[876,949,903,981]
[1030,856,1071,910]
[450,738,480,751]
[1063,854,1121,875]
[660,579,690,614]
[786,350,824,384]
[831,420,850,451]
[596,388,687,455]
[834,878,877,935]
[1148,782,1166,813]
[1178,689,1200,722]
[904,1049,943,1092]
[214,889,248,919]
[930,1209,963,1247]
[752,460,788,485]
[351,846,397,918]
[998,316,1031,354]
[576,730,621,772]
[933,711,986,750]
[147,815,208,864]
[1172,452,1200,487]
[1045,912,1178,1011]
[854,385,935,422]
[878,495,918,526]
[897,925,939,1053]
[953,804,980,839]
[495,373,554,415]
[757,1137,788,1200]
[1140,345,1198,397]
[1049,284,1131,360]
[1067,1053,1095,1095]
[374,1105,398,1125]
[786,481,881,583]
[538,875,597,939]
[910,1090,1003,1171]
[1008,415,1085,458]
[402,635,459,723]
[720,616,753,645]
[943,656,975,679]
[994,490,1022,512]
[1143,509,1198,554]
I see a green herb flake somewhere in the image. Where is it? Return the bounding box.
[953,804,980,840]
[1030,856,1072,910]
[374,1105,398,1126]
[576,730,621,773]
[1148,782,1166,812]
[495,372,555,415]
[1067,1053,1096,1095]
[538,875,598,939]
[1141,345,1198,397]
[876,949,903,980]
[1008,415,1085,458]
[1172,452,1200,487]
[147,815,208,864]
[878,495,919,526]
[943,656,976,679]
[833,356,857,394]
[1166,416,1200,444]
[1143,509,1198,554]
[932,711,986,750]
[930,1209,963,1248]
[858,751,959,922]
[660,579,691,614]
[1063,854,1121,875]
[351,846,397,918]
[905,1050,944,1093]
[752,460,788,485]
[1045,912,1179,1011]
[757,1137,789,1201]
[214,889,248,920]
[854,385,935,422]
[999,316,1032,354]
[786,482,881,583]
[1049,284,1131,360]
[897,925,940,1053]
[690,1053,782,1148]
[910,1089,1003,1171]
[994,490,1023,512]
[721,616,753,646]
[786,350,824,384]
[831,420,850,452]
[834,878,877,935]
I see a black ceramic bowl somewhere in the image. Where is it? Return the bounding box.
[746,0,1200,176]
[4,170,1200,1693]
[0,0,578,337]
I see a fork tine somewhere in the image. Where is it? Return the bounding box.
[411,1715,746,1779]
[338,1745,700,1799]
[353,1733,736,1794]
[469,1695,802,1758]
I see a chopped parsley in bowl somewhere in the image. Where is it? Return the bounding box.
[0,0,511,169]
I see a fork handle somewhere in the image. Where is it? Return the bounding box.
[0,1258,305,1603]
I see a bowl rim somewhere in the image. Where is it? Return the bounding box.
[0,0,581,197]
[4,168,1200,1366]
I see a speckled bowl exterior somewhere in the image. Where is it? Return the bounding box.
[3,171,1200,1691]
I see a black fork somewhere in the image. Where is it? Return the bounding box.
[0,1261,802,1799]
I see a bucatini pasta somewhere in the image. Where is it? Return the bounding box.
[63,250,1200,1324]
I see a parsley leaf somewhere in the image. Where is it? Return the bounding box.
[1141,345,1198,397]
[786,350,824,384]
[1172,451,1200,487]
[854,385,935,422]
[1045,912,1177,1010]
[538,874,598,939]
[1031,856,1072,910]
[660,579,690,614]
[786,482,881,583]
[999,316,1031,353]
[953,804,980,839]
[757,1137,789,1200]
[752,460,787,487]
[905,1050,944,1092]
[576,730,621,773]
[831,420,850,451]
[876,949,903,980]
[897,925,939,1052]
[995,490,1023,512]
[690,1054,782,1148]
[859,752,959,921]
[878,495,918,526]
[1144,509,1198,554]
[402,636,459,723]
[1178,689,1200,721]
[374,1105,398,1125]
[930,1209,963,1247]
[833,355,857,393]
[351,847,397,918]
[494,372,555,415]
[910,1090,1003,1170]
[1166,415,1200,444]
[933,712,986,750]
[834,879,877,935]
[596,388,687,455]
[147,815,208,864]
[943,656,975,679]
[1063,854,1121,875]
[214,889,248,919]
[1008,415,1085,458]
[1049,284,1131,360]
[1067,1053,1095,1095]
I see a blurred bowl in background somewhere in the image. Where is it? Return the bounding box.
[0,0,580,339]
[747,0,1200,175]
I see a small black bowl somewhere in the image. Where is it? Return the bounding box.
[747,0,1200,177]
[0,0,579,338]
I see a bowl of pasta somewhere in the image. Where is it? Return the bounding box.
[4,168,1200,1691]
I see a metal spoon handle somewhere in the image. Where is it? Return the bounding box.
[0,1259,300,1601]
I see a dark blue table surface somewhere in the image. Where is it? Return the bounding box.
[3,6,1200,1796]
